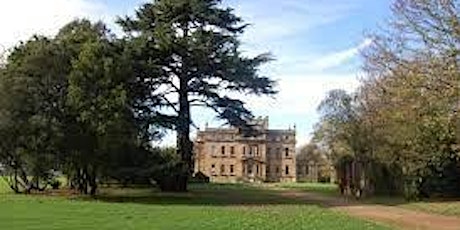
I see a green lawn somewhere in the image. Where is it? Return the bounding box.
[0,182,391,230]
[275,182,339,196]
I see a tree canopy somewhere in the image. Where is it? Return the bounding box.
[0,0,276,194]
[117,0,276,191]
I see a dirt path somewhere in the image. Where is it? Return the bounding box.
[281,191,460,230]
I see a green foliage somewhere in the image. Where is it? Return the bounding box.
[0,0,277,194]
[296,143,333,182]
[49,178,62,190]
[118,0,277,191]
[314,0,460,200]
[0,19,156,195]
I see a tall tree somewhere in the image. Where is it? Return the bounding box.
[118,0,277,191]
[66,25,134,195]
[0,36,69,193]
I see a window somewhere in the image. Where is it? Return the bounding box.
[256,165,259,174]
[230,165,234,174]
[305,165,309,175]
[266,166,270,174]
[230,146,235,156]
[285,148,289,157]
[221,146,225,155]
[211,145,216,157]
[285,135,289,140]
[243,146,246,155]
[255,146,259,156]
[211,164,216,175]
[221,164,225,174]
[285,166,289,175]
[276,167,280,174]
[248,165,253,174]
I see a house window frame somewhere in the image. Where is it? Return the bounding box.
[220,164,225,175]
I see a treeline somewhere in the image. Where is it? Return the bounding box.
[0,0,275,194]
[311,0,460,199]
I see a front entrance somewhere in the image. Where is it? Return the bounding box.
[242,158,264,182]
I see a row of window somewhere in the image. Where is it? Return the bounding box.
[266,165,290,175]
[206,135,292,142]
[270,135,292,141]
[210,164,291,176]
[211,164,235,175]
[211,146,291,157]
[267,147,290,158]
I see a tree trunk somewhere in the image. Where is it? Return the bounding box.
[89,174,97,196]
[171,75,192,192]
[88,166,98,196]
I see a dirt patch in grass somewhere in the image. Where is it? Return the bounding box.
[280,190,460,230]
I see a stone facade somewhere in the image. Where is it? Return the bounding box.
[193,117,296,183]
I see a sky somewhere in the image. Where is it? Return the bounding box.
[0,0,392,147]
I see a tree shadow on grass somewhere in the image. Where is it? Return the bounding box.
[81,183,322,206]
[77,183,460,208]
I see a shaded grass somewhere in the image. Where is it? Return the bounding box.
[91,183,309,206]
[0,182,391,230]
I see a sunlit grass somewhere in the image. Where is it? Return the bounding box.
[0,182,390,230]
[275,182,339,196]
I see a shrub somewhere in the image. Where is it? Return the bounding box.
[49,179,61,190]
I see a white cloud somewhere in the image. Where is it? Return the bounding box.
[0,0,108,50]
[244,73,360,118]
[235,0,356,42]
[304,38,373,71]
[182,0,368,147]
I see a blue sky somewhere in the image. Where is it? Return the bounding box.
[0,0,392,147]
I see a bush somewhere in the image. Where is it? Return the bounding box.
[49,179,62,190]
[190,171,210,183]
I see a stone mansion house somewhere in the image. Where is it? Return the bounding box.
[193,117,296,183]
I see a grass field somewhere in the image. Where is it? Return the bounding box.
[0,181,391,230]
[275,182,339,196]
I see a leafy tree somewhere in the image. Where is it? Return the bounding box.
[0,36,68,193]
[311,0,460,199]
[66,25,134,194]
[118,0,277,191]
[361,0,460,199]
[0,19,145,195]
[296,143,332,182]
